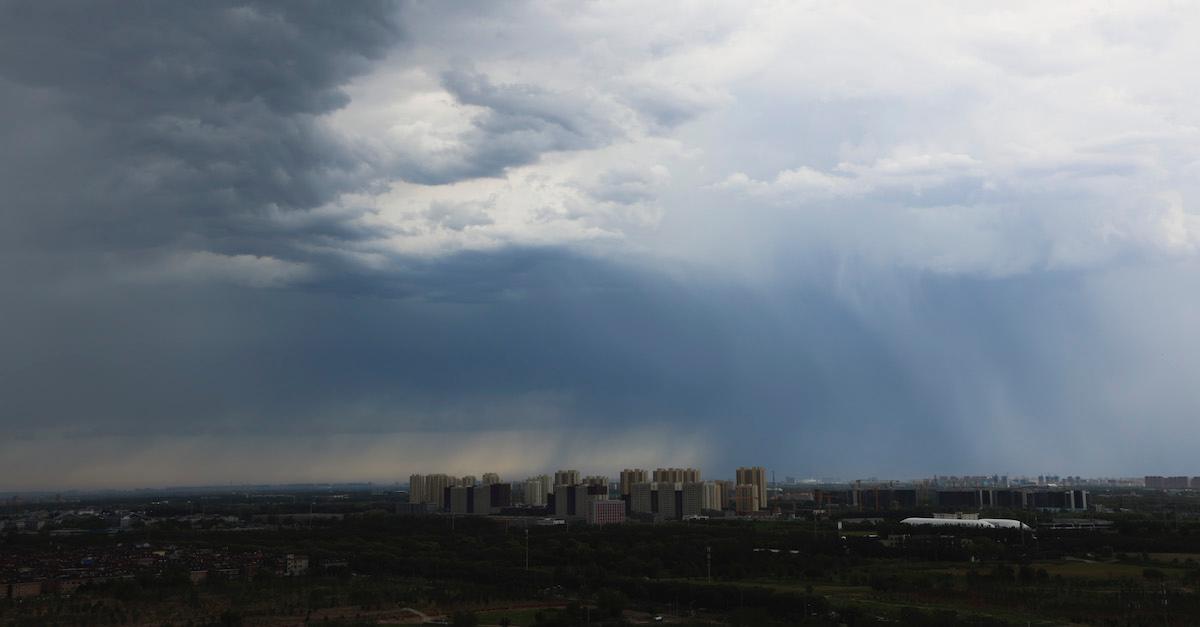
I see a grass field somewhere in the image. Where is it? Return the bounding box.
[1037,560,1185,579]
[1148,552,1200,564]
[473,607,555,626]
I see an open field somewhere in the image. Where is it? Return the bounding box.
[1037,560,1185,579]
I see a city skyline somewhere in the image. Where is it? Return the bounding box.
[0,464,1182,496]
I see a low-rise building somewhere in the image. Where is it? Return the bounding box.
[587,500,626,525]
[284,554,308,576]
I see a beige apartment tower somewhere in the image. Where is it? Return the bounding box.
[736,466,767,510]
[620,469,648,497]
[653,468,700,484]
[735,483,761,514]
[422,473,458,506]
[583,475,609,488]
[554,469,581,486]
[630,482,654,514]
[408,474,426,504]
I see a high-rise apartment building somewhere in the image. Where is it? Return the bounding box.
[715,480,735,510]
[474,482,512,514]
[620,469,648,496]
[681,480,720,514]
[524,476,551,507]
[420,474,459,511]
[555,469,580,486]
[535,474,552,502]
[630,482,655,515]
[682,482,709,517]
[735,483,760,514]
[555,483,606,519]
[628,481,684,521]
[450,485,474,514]
[408,474,426,504]
[461,475,477,487]
[657,482,682,520]
[481,472,500,485]
[653,468,700,483]
[736,466,767,510]
[584,475,609,489]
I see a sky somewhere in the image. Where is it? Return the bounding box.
[3,1,1200,489]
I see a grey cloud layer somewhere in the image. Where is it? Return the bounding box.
[0,0,398,260]
[3,2,1199,488]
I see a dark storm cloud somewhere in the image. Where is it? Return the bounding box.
[14,237,1190,482]
[0,0,399,256]
[1,245,937,465]
[4,2,1200,489]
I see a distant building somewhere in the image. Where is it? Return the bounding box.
[524,476,551,507]
[933,488,1088,511]
[587,499,626,525]
[555,469,581,487]
[736,466,767,510]
[620,469,648,497]
[658,482,683,520]
[630,481,656,515]
[418,474,459,511]
[284,554,309,576]
[714,480,736,510]
[554,484,606,519]
[653,468,700,483]
[1143,476,1188,489]
[682,481,720,517]
[627,481,685,521]
[735,484,760,514]
[481,472,501,485]
[851,486,918,510]
[409,473,426,504]
[473,482,512,514]
[460,475,477,487]
[583,475,609,488]
[450,485,474,514]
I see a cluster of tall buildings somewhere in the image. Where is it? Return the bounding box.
[1144,476,1200,490]
[408,473,512,516]
[406,466,771,524]
[806,484,1090,512]
[927,475,1146,488]
[622,466,770,521]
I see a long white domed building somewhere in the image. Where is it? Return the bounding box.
[901,517,1032,531]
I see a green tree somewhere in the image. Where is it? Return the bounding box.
[596,588,629,619]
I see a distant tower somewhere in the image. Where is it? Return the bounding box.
[620,469,648,497]
[408,474,426,504]
[736,466,768,510]
[554,469,580,486]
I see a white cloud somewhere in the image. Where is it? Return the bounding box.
[307,1,1200,276]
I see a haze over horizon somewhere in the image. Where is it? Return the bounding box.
[4,1,1200,490]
